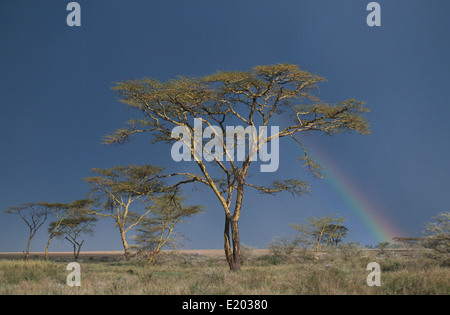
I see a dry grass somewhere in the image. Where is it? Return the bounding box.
[0,249,448,295]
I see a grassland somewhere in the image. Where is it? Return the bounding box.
[0,248,448,295]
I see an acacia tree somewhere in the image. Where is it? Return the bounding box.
[291,215,348,253]
[83,164,166,260]
[326,224,349,247]
[422,211,450,255]
[5,203,50,260]
[133,193,204,264]
[105,63,370,270]
[43,199,92,259]
[392,237,422,250]
[51,211,97,260]
[43,202,71,260]
[377,241,391,252]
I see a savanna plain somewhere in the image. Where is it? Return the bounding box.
[0,246,449,295]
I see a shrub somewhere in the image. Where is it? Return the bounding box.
[337,242,364,260]
[266,236,299,262]
[240,244,256,266]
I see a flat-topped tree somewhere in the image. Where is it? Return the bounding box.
[106,63,370,270]
[51,211,97,260]
[291,215,348,253]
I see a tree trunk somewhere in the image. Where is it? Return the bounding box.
[75,240,84,261]
[24,240,31,261]
[44,235,54,260]
[224,216,241,271]
[119,226,131,261]
[72,243,77,260]
[25,232,32,261]
[148,249,160,265]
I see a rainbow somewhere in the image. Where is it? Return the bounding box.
[293,137,404,244]
[269,114,403,243]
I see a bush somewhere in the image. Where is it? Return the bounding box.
[240,244,256,265]
[266,236,299,262]
[337,243,364,260]
[264,255,284,266]
[382,259,407,272]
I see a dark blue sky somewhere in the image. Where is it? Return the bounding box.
[1,0,449,252]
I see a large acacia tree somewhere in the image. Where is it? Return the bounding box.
[105,63,370,270]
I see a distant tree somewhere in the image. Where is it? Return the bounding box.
[83,164,168,260]
[291,215,347,253]
[105,63,370,270]
[377,241,391,252]
[133,193,204,264]
[52,211,97,260]
[422,211,450,255]
[43,199,92,259]
[5,203,50,260]
[392,237,422,250]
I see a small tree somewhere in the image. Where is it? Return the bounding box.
[52,211,97,260]
[291,215,347,253]
[43,199,92,259]
[44,202,69,260]
[133,193,204,264]
[392,237,422,250]
[5,203,50,260]
[83,164,167,260]
[377,241,391,253]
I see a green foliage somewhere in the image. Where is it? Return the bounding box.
[107,63,370,147]
[84,164,165,208]
[52,213,97,239]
